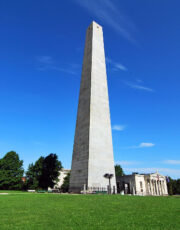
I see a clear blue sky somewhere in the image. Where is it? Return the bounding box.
[0,0,180,178]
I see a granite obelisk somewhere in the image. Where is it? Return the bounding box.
[69,21,116,193]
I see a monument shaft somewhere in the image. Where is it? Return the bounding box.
[69,21,116,193]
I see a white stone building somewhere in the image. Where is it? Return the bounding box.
[116,172,168,196]
[53,169,70,189]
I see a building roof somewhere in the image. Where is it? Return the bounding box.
[116,172,166,179]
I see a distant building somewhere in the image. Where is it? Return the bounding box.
[53,169,70,189]
[116,172,168,196]
[21,177,26,183]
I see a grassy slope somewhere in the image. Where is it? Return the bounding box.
[0,194,179,230]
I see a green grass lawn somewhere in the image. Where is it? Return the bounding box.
[0,190,27,193]
[0,193,179,230]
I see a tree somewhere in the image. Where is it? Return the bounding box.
[39,154,62,189]
[115,164,125,177]
[61,172,70,193]
[167,178,173,195]
[26,153,62,190]
[0,151,24,190]
[167,177,180,195]
[175,179,180,194]
[26,158,44,189]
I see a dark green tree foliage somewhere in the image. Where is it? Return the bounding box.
[26,157,44,189]
[0,151,24,190]
[40,154,62,189]
[115,164,125,177]
[167,177,180,195]
[26,153,62,190]
[175,179,180,194]
[61,172,70,193]
[167,177,173,195]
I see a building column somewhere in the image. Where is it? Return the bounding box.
[156,180,160,196]
[157,180,160,195]
[147,182,150,195]
[159,181,162,195]
[149,179,152,195]
[159,181,161,195]
[160,181,163,195]
[152,180,154,195]
[152,180,155,195]
[155,180,157,195]
[158,181,161,195]
[163,180,166,195]
[162,181,164,195]
[164,180,168,195]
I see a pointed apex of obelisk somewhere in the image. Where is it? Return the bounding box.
[88,21,102,29]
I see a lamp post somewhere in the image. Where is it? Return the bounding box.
[104,173,114,194]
